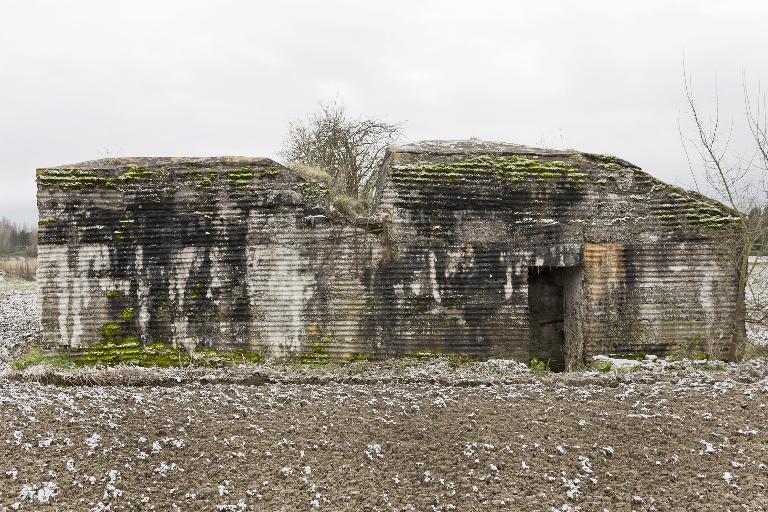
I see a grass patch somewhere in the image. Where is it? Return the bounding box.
[11,342,263,371]
[529,357,550,376]
[11,348,76,371]
[0,278,37,293]
[669,334,709,360]
[744,342,768,360]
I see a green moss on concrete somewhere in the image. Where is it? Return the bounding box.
[227,166,255,189]
[259,166,283,178]
[100,322,123,338]
[11,341,263,370]
[38,166,167,189]
[299,181,330,200]
[37,218,58,228]
[120,308,136,322]
[185,170,219,188]
[579,153,625,172]
[37,169,117,190]
[120,167,155,182]
[74,339,263,368]
[105,290,122,299]
[393,155,587,188]
[79,338,186,367]
[665,191,739,229]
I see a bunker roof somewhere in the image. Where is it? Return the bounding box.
[39,156,276,171]
[388,139,639,168]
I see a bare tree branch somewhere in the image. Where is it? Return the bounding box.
[280,99,403,201]
[682,69,768,360]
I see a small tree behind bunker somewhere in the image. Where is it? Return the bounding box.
[681,70,768,360]
[280,99,402,202]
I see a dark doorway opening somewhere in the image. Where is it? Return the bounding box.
[527,266,577,372]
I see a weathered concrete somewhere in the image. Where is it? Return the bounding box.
[36,142,741,365]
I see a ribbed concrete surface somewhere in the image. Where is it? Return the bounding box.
[36,144,740,363]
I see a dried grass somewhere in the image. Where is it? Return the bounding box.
[0,256,36,281]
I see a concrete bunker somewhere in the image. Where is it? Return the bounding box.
[35,140,741,366]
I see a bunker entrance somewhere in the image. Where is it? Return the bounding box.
[527,266,578,372]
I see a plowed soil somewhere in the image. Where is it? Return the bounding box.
[1,364,767,511]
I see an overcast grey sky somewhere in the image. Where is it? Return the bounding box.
[1,0,766,223]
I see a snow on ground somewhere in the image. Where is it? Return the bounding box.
[0,362,766,511]
[0,284,39,364]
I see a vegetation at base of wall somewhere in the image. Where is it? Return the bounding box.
[607,351,647,361]
[594,359,613,373]
[669,334,710,360]
[299,328,334,364]
[298,352,335,365]
[10,342,264,370]
[79,340,264,368]
[79,338,184,367]
[392,155,588,188]
[744,342,768,359]
[402,351,442,360]
[529,357,550,375]
[11,348,77,371]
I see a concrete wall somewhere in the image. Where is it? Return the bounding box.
[37,157,380,359]
[371,141,739,364]
[37,142,740,363]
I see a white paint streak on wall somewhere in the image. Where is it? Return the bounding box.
[429,251,441,303]
[254,244,314,357]
[500,252,514,300]
[168,246,205,351]
[52,244,111,348]
[38,245,71,345]
[134,245,151,342]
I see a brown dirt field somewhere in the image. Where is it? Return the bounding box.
[0,366,766,511]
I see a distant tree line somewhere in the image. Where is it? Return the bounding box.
[0,218,37,257]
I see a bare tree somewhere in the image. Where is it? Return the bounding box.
[280,100,402,200]
[681,70,768,360]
